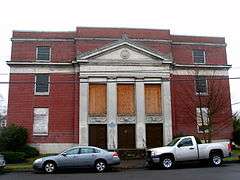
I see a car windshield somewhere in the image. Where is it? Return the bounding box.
[167,137,181,146]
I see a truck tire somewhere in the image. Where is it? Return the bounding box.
[209,153,223,167]
[160,156,175,169]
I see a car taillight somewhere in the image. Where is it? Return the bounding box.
[112,152,118,157]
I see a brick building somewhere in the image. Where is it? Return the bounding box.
[7,27,233,153]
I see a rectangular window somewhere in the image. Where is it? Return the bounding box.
[196,107,209,133]
[117,84,135,116]
[88,84,107,116]
[35,74,50,95]
[36,47,51,61]
[145,84,162,115]
[196,76,207,94]
[193,50,205,64]
[33,108,49,135]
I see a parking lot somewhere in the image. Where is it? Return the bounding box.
[1,163,240,180]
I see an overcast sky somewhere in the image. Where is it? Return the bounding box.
[0,0,239,112]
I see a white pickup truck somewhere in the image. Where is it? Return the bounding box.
[146,136,231,169]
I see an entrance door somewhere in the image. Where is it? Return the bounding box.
[89,124,107,149]
[118,124,135,149]
[146,124,163,148]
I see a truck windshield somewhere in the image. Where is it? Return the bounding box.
[167,137,181,146]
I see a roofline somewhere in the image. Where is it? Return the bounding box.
[76,26,170,31]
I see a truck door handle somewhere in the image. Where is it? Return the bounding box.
[189,147,194,150]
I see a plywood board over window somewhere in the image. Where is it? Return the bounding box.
[145,84,162,115]
[117,84,135,116]
[89,84,107,116]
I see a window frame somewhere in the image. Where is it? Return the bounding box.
[33,107,49,136]
[36,46,51,61]
[34,74,50,96]
[195,76,208,95]
[192,50,206,64]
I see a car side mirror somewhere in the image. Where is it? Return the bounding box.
[62,152,67,156]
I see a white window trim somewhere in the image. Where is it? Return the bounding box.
[34,74,50,96]
[36,46,51,62]
[33,108,49,136]
[192,50,206,64]
[195,76,208,95]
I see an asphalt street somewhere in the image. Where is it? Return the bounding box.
[1,163,240,180]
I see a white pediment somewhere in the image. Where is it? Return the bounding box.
[95,46,159,61]
[77,39,172,65]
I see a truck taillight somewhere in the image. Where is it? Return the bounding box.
[228,143,232,152]
[112,152,119,157]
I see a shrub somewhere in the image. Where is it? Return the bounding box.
[1,152,26,164]
[233,116,240,145]
[0,125,28,151]
[18,145,39,158]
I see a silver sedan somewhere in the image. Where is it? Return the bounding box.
[0,154,5,170]
[33,146,120,173]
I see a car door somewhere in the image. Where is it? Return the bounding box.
[58,147,80,168]
[78,147,99,167]
[175,138,198,161]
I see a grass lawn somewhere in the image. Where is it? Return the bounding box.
[4,155,55,172]
[224,149,240,161]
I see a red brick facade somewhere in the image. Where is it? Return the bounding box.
[7,27,233,151]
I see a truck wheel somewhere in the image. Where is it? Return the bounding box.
[209,153,222,167]
[160,156,175,169]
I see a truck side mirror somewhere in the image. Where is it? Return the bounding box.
[177,143,182,148]
[62,152,67,156]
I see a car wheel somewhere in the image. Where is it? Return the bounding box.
[209,153,222,167]
[160,156,175,169]
[43,161,56,173]
[95,160,107,173]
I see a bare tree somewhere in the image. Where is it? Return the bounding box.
[173,69,232,143]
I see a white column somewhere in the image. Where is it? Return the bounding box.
[136,80,146,149]
[79,78,89,146]
[107,79,118,150]
[162,81,173,145]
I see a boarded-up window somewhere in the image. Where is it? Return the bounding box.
[117,84,135,116]
[196,107,209,133]
[33,108,49,135]
[145,84,161,115]
[89,84,107,116]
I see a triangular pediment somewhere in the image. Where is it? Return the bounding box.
[77,39,172,64]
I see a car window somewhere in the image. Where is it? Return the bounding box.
[80,148,98,154]
[178,138,193,147]
[65,148,80,155]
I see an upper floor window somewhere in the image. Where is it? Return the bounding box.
[35,74,50,95]
[36,47,51,61]
[193,50,205,64]
[196,76,207,94]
